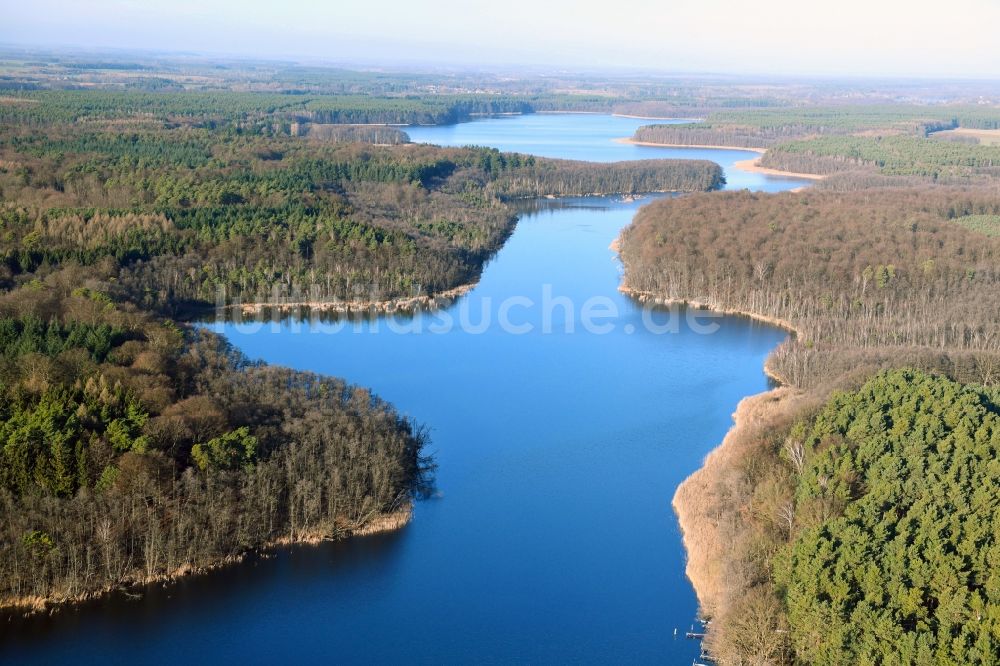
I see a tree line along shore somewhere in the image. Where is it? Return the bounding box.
[0,86,722,616]
[630,105,1000,186]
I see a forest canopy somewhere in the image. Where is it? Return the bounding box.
[777,370,1000,664]
[759,135,1000,179]
[0,112,721,312]
[0,275,430,612]
[632,105,1000,150]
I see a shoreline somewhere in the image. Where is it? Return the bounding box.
[731,157,825,181]
[615,137,826,182]
[616,284,805,342]
[672,387,802,615]
[615,137,767,153]
[1,504,413,618]
[229,283,477,317]
[615,268,805,616]
[611,113,702,121]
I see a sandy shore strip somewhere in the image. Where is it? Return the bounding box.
[611,114,701,121]
[731,157,825,181]
[616,137,825,181]
[672,387,805,615]
[615,137,766,153]
[230,283,477,317]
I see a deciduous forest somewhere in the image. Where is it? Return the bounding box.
[620,187,1000,389]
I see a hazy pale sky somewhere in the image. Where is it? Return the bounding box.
[4,0,1000,77]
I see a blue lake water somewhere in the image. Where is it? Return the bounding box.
[406,113,808,192]
[2,115,803,664]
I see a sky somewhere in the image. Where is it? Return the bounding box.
[3,0,1000,78]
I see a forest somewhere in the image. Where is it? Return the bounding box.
[632,123,775,149]
[619,184,1000,664]
[301,124,411,144]
[0,88,705,130]
[759,135,1000,179]
[631,105,1000,154]
[0,89,533,127]
[776,370,1000,664]
[0,94,447,614]
[673,369,1000,665]
[0,275,430,612]
[620,187,1000,389]
[697,105,1000,134]
[0,120,720,311]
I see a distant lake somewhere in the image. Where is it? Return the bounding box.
[406,113,806,192]
[2,116,801,664]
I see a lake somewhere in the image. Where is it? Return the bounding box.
[405,113,805,192]
[1,115,805,664]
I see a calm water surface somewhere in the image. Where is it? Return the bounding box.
[2,115,806,664]
[406,113,806,192]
